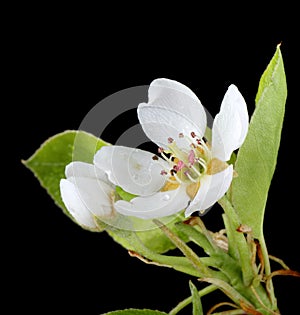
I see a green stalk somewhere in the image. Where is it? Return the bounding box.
[175,221,215,255]
[210,251,272,310]
[258,234,277,309]
[222,213,239,260]
[169,285,217,315]
[218,196,254,286]
[200,278,255,311]
[153,219,212,276]
[104,224,202,277]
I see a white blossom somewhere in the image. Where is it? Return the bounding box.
[60,79,249,224]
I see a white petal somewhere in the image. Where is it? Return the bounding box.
[229,85,249,145]
[185,165,233,217]
[60,179,97,228]
[138,78,207,149]
[94,146,168,196]
[65,161,110,184]
[212,85,249,161]
[66,176,114,217]
[114,185,190,219]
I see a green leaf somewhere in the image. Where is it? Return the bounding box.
[106,214,189,254]
[137,219,189,253]
[189,281,203,315]
[95,218,204,277]
[23,130,109,221]
[103,310,167,315]
[231,45,287,238]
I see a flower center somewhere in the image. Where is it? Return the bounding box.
[156,132,212,189]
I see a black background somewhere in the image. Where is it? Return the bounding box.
[11,9,299,315]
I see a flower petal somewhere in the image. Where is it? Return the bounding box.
[114,185,190,219]
[138,78,207,149]
[66,176,114,217]
[60,179,97,228]
[94,146,168,196]
[212,85,249,161]
[65,161,110,185]
[185,165,233,217]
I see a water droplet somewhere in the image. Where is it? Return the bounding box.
[162,194,170,201]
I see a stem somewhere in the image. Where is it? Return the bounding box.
[267,269,300,280]
[218,197,273,310]
[207,302,239,315]
[258,235,271,277]
[169,285,217,315]
[269,255,290,270]
[189,216,218,250]
[153,219,212,276]
[218,196,254,286]
[222,214,239,260]
[200,277,256,311]
[258,235,277,309]
[176,220,215,255]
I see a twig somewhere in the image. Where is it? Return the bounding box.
[207,301,239,315]
[269,255,290,270]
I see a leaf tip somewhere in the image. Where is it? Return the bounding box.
[276,42,284,58]
[21,158,31,169]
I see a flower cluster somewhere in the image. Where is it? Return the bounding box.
[60,79,248,228]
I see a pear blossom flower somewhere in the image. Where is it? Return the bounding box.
[60,78,249,227]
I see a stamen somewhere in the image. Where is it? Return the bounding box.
[173,161,185,172]
[191,165,201,176]
[188,150,195,166]
[195,138,211,159]
[157,131,211,187]
[168,142,189,164]
[185,171,197,183]
[170,169,177,176]
[196,157,208,173]
[177,160,185,170]
[152,155,159,160]
[200,140,211,157]
[161,151,172,162]
[173,173,183,183]
[182,133,199,150]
